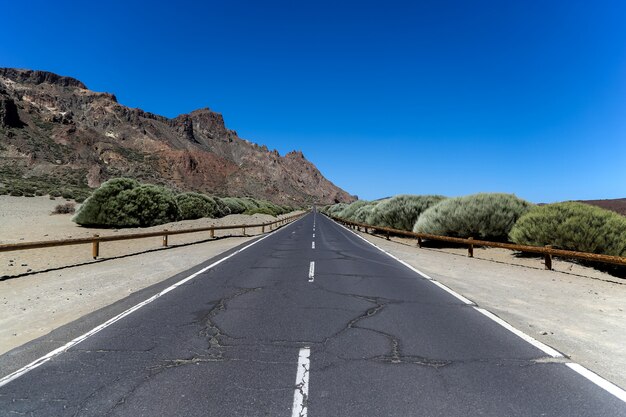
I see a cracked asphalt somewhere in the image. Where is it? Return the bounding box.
[1,211,625,416]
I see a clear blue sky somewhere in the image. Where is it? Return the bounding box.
[2,0,625,202]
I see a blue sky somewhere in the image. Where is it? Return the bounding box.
[2,0,625,202]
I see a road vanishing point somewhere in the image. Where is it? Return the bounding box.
[1,211,625,416]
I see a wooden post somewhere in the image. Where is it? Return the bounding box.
[468,237,474,258]
[210,228,215,238]
[242,227,246,236]
[262,224,265,233]
[386,231,390,241]
[545,245,553,270]
[92,234,99,259]
[417,237,422,248]
[365,227,368,233]
[162,230,168,247]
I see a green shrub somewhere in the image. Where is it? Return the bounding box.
[220,197,246,214]
[366,195,446,231]
[509,202,626,256]
[353,204,378,224]
[414,193,532,241]
[245,207,278,217]
[176,192,217,220]
[73,178,179,227]
[326,203,348,217]
[9,190,23,196]
[337,200,371,220]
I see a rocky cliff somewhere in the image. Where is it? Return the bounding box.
[0,68,354,205]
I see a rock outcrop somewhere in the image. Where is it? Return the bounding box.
[0,68,354,205]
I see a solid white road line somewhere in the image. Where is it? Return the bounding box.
[566,363,626,403]
[0,217,304,389]
[291,347,311,417]
[328,217,626,404]
[312,242,315,249]
[474,308,562,358]
[308,261,315,282]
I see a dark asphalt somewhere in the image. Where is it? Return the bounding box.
[0,211,625,416]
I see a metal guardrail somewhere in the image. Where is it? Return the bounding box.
[328,215,626,269]
[0,212,306,259]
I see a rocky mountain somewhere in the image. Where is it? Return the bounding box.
[0,68,354,205]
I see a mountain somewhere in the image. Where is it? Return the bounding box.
[578,198,626,216]
[0,68,354,205]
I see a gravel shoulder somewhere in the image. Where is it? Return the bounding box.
[355,230,626,390]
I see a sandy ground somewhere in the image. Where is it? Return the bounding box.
[0,195,299,277]
[0,195,302,354]
[356,230,626,389]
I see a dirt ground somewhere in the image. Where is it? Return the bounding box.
[356,230,626,390]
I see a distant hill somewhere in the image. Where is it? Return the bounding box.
[0,68,355,205]
[577,198,626,216]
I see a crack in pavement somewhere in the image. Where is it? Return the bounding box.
[197,287,263,359]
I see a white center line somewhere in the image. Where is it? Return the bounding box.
[312,233,315,238]
[291,347,311,417]
[312,241,315,249]
[308,261,315,282]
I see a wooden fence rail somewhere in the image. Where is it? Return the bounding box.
[0,212,306,259]
[328,215,626,269]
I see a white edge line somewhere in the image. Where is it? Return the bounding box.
[332,219,563,358]
[308,261,315,282]
[0,216,304,389]
[566,363,626,403]
[333,220,475,305]
[473,307,562,358]
[291,347,311,417]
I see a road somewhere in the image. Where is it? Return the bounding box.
[1,211,625,416]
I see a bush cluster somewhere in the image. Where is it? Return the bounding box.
[73,178,294,228]
[414,193,531,241]
[509,202,626,256]
[367,195,446,231]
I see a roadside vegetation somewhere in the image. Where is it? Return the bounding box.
[510,202,626,256]
[368,195,446,231]
[414,193,531,241]
[72,177,295,228]
[322,192,626,258]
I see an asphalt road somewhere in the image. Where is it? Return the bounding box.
[1,211,625,416]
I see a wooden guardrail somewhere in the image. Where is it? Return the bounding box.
[0,212,306,259]
[328,215,626,269]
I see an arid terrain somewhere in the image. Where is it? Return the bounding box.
[0,68,354,205]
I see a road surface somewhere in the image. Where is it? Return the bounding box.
[0,211,625,416]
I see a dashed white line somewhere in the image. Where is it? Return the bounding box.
[291,347,311,417]
[312,233,315,238]
[0,217,304,389]
[308,261,315,282]
[312,241,315,249]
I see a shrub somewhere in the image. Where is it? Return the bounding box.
[326,203,348,217]
[353,204,378,224]
[9,190,23,196]
[366,195,446,231]
[245,207,278,217]
[509,202,626,256]
[337,200,371,220]
[414,193,532,241]
[73,178,179,227]
[176,192,218,220]
[53,202,76,214]
[220,197,246,214]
